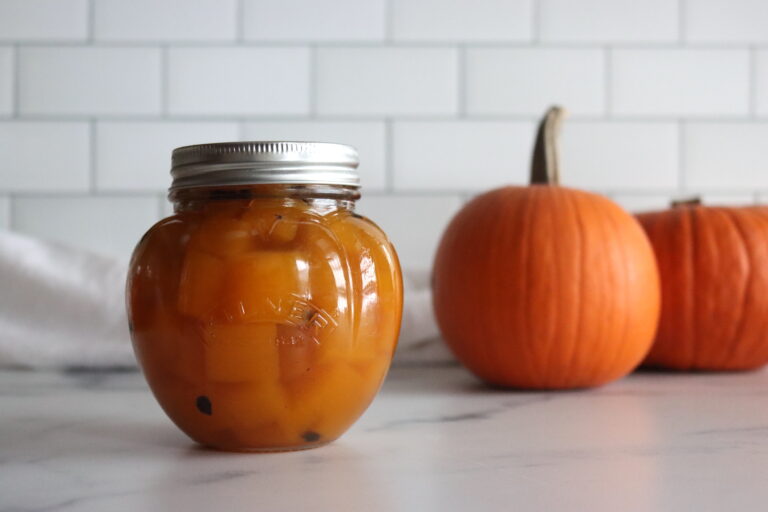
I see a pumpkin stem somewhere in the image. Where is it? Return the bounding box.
[671,197,702,208]
[530,106,566,186]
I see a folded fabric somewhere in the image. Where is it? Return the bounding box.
[0,229,454,369]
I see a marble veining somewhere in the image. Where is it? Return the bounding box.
[2,366,768,512]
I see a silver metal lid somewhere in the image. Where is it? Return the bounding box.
[170,141,360,190]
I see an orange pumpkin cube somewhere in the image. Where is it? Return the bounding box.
[220,251,310,323]
[188,216,253,257]
[241,206,301,245]
[177,251,225,318]
[202,323,279,383]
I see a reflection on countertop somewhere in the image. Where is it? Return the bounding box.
[2,364,768,511]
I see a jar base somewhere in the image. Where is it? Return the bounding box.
[197,440,332,454]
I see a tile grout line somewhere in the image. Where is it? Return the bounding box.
[8,190,186,199]
[749,46,757,119]
[12,44,20,118]
[87,0,96,42]
[5,38,768,51]
[89,119,97,193]
[385,119,394,192]
[309,45,318,118]
[236,0,246,42]
[5,40,768,50]
[457,45,466,118]
[604,46,612,118]
[531,0,541,43]
[677,0,686,45]
[6,113,765,123]
[677,120,686,192]
[8,188,767,200]
[160,45,169,117]
[384,0,394,42]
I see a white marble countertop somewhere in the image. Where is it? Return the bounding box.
[2,365,768,512]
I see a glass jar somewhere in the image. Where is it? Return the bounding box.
[126,142,403,452]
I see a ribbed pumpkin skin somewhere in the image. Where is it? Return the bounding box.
[433,185,660,389]
[638,205,768,371]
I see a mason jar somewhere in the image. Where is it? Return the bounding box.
[126,142,403,452]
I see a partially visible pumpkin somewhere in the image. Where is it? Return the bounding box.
[432,106,660,389]
[638,199,768,371]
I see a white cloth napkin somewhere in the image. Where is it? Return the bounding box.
[0,229,453,369]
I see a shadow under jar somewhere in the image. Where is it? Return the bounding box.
[126,142,403,452]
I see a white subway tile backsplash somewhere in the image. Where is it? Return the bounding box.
[756,51,768,117]
[686,0,768,43]
[243,0,385,42]
[18,47,162,116]
[611,193,754,212]
[11,196,161,259]
[392,0,532,42]
[684,123,768,189]
[96,122,240,191]
[697,193,756,206]
[93,0,237,42]
[0,47,11,116]
[356,194,463,271]
[0,122,89,191]
[244,121,387,190]
[466,48,604,116]
[540,0,678,43]
[0,0,88,41]
[0,0,765,274]
[611,49,750,117]
[316,48,458,116]
[611,193,676,214]
[161,195,175,218]
[618,193,756,210]
[167,48,310,116]
[392,121,533,191]
[560,122,678,190]
[0,196,9,227]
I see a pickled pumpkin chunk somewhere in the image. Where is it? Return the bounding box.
[221,251,310,323]
[304,227,348,318]
[203,323,279,383]
[242,209,300,245]
[277,324,320,384]
[209,381,290,433]
[177,251,225,318]
[288,363,380,435]
[139,314,205,383]
[188,217,253,257]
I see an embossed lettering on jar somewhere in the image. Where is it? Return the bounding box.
[126,142,403,452]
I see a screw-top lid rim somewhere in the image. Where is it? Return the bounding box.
[170,141,360,191]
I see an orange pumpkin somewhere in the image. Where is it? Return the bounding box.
[432,107,661,389]
[638,199,768,371]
